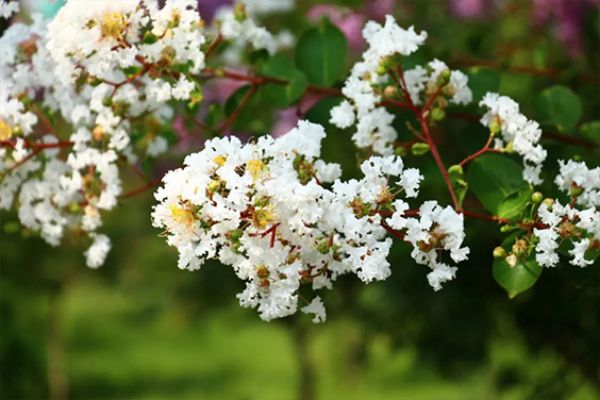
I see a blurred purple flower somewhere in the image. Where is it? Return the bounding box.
[449,0,486,18]
[197,0,232,23]
[532,0,598,58]
[307,5,366,51]
[364,0,395,20]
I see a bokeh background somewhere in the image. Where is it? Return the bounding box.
[1,0,599,399]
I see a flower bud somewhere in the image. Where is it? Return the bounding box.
[542,198,554,210]
[411,142,430,156]
[430,107,445,122]
[531,192,543,203]
[570,184,583,197]
[233,2,247,22]
[448,164,463,176]
[394,146,407,157]
[489,117,502,136]
[376,64,387,76]
[493,246,506,258]
[383,85,398,98]
[436,69,451,86]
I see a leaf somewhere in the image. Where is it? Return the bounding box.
[305,97,342,129]
[497,187,532,219]
[260,54,308,107]
[579,121,600,142]
[296,18,347,86]
[536,85,582,132]
[466,67,500,102]
[466,154,528,214]
[493,256,542,299]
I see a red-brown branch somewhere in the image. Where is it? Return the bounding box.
[458,134,501,167]
[119,177,162,199]
[219,84,258,134]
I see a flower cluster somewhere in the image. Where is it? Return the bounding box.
[388,201,469,291]
[330,15,472,155]
[1,0,209,267]
[153,120,462,321]
[479,92,547,185]
[532,160,599,268]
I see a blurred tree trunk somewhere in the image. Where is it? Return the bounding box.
[47,284,68,400]
[292,318,316,400]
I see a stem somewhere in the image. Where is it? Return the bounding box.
[291,318,316,400]
[418,115,460,209]
[119,177,162,199]
[218,84,258,134]
[458,134,500,167]
[47,284,68,400]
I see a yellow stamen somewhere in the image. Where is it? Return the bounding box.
[100,11,127,40]
[0,119,13,140]
[170,204,195,227]
[252,206,274,229]
[214,155,226,166]
[247,159,265,181]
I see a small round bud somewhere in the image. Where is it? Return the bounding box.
[383,85,398,98]
[102,97,112,107]
[411,142,430,156]
[68,202,81,214]
[233,2,247,22]
[448,164,464,176]
[436,69,451,86]
[493,246,506,259]
[500,225,515,233]
[376,64,387,76]
[430,107,445,122]
[542,198,554,210]
[489,118,502,136]
[504,141,514,153]
[394,146,408,157]
[531,192,543,203]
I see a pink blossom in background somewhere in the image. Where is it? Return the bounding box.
[272,94,321,137]
[197,0,232,22]
[307,5,366,51]
[532,0,598,58]
[449,0,486,19]
[364,0,395,20]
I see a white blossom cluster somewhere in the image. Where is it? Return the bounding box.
[555,159,600,208]
[388,200,469,291]
[403,59,472,106]
[214,1,295,64]
[330,16,471,155]
[0,0,19,20]
[479,92,547,185]
[532,160,599,268]
[152,120,463,321]
[1,0,208,267]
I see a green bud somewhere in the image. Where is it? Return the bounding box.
[570,185,584,197]
[493,246,506,259]
[489,118,502,136]
[68,202,81,214]
[504,141,514,153]
[542,198,554,210]
[411,142,430,156]
[448,164,464,176]
[229,229,243,240]
[102,97,112,107]
[531,191,543,203]
[436,69,451,86]
[317,239,330,254]
[430,107,445,122]
[233,2,247,22]
[394,146,408,157]
[376,64,387,76]
[500,225,515,233]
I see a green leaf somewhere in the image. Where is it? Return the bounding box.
[260,54,308,107]
[579,120,600,142]
[296,18,347,86]
[493,256,542,298]
[536,85,582,132]
[497,187,532,219]
[466,154,528,214]
[466,67,500,102]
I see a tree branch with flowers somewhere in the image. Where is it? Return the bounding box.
[0,0,598,325]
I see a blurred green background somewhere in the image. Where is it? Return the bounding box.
[1,0,599,399]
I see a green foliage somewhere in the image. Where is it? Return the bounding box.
[465,154,528,215]
[493,255,542,299]
[296,18,348,86]
[259,53,308,107]
[467,67,500,102]
[497,187,532,219]
[535,85,583,132]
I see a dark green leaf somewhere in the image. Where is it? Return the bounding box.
[536,85,582,132]
[296,18,347,86]
[466,67,500,102]
[466,154,528,214]
[579,121,600,142]
[493,256,542,298]
[497,187,532,219]
[260,54,308,107]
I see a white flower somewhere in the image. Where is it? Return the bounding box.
[479,92,547,184]
[85,233,111,268]
[0,0,19,19]
[301,296,326,323]
[362,15,427,58]
[555,159,600,208]
[329,100,355,129]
